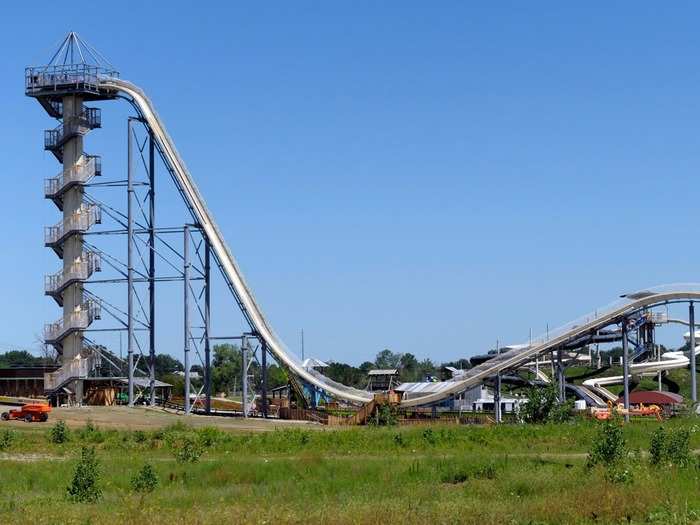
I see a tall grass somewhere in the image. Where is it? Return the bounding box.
[1,419,700,523]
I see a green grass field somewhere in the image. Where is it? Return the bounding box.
[2,418,700,524]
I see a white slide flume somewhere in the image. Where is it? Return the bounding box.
[101,78,700,408]
[102,78,372,404]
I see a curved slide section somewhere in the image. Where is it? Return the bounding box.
[583,346,700,390]
[99,78,700,409]
[102,78,372,404]
[400,285,700,407]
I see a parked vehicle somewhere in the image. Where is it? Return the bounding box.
[1,403,51,422]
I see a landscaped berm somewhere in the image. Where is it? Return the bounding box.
[1,411,700,524]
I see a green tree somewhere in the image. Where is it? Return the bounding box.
[0,350,51,367]
[66,447,102,503]
[399,353,419,382]
[212,344,242,395]
[375,349,401,369]
[154,354,183,379]
[131,464,159,494]
[266,364,288,390]
[519,385,572,423]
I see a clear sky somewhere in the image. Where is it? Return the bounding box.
[2,2,700,365]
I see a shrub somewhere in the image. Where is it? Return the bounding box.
[197,427,224,448]
[369,403,397,426]
[49,420,70,444]
[66,446,102,503]
[519,385,572,423]
[77,420,104,443]
[649,427,666,466]
[605,465,634,484]
[666,428,692,468]
[131,463,159,494]
[650,426,693,468]
[0,429,16,450]
[133,430,147,444]
[440,468,468,484]
[587,418,626,468]
[174,436,203,463]
[422,428,436,445]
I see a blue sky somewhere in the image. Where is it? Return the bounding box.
[2,3,700,365]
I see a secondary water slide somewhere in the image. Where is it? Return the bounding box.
[582,346,700,392]
[100,78,700,408]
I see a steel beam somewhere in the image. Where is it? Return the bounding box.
[622,319,630,422]
[241,335,248,418]
[690,302,697,403]
[557,347,565,403]
[148,132,156,406]
[261,340,268,418]
[204,241,211,414]
[127,118,135,408]
[183,224,191,414]
[494,373,501,423]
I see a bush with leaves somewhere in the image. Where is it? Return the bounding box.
[173,435,203,463]
[604,465,634,484]
[519,385,573,423]
[649,427,666,466]
[587,418,627,468]
[0,429,16,450]
[369,403,397,426]
[66,446,102,503]
[649,426,693,468]
[49,420,70,444]
[131,463,159,494]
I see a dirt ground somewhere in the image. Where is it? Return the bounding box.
[0,404,323,432]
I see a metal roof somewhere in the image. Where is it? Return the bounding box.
[394,381,459,394]
[368,369,398,376]
[616,391,684,405]
[301,358,329,369]
[116,378,171,388]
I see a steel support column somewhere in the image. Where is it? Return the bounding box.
[622,319,630,422]
[183,225,191,414]
[241,335,248,418]
[654,324,662,392]
[204,241,212,414]
[127,118,135,408]
[261,340,268,418]
[690,302,697,403]
[557,347,565,403]
[494,373,501,423]
[148,132,156,406]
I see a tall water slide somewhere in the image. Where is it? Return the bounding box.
[102,78,700,408]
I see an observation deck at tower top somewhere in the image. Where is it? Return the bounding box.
[25,32,120,106]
